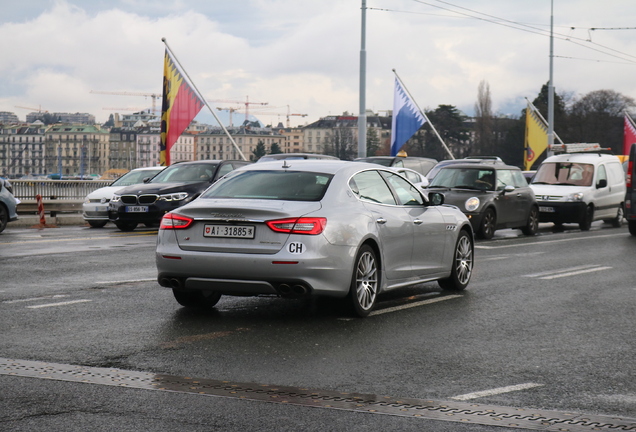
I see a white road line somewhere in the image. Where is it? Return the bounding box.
[538,266,612,280]
[475,232,625,249]
[3,294,68,304]
[27,299,92,309]
[94,278,156,285]
[523,264,601,278]
[451,383,544,401]
[369,295,462,316]
[523,264,612,280]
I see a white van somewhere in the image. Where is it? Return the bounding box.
[530,151,625,230]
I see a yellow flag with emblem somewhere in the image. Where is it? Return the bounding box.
[524,105,548,171]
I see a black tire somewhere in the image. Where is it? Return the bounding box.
[0,204,8,233]
[438,230,473,291]
[172,289,222,309]
[477,208,496,240]
[629,220,636,236]
[521,206,539,236]
[349,245,379,317]
[578,205,593,231]
[88,220,108,228]
[610,205,624,228]
[115,221,138,232]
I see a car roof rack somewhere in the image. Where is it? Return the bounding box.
[550,143,613,154]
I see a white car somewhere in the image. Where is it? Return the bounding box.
[82,166,164,228]
[530,152,625,230]
[389,167,429,189]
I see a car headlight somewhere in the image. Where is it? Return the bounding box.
[565,192,584,202]
[111,194,121,202]
[158,192,189,202]
[465,197,480,212]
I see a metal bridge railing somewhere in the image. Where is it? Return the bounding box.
[11,180,111,201]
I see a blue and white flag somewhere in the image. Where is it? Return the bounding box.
[390,77,426,156]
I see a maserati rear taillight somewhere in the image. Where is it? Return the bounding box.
[160,213,194,230]
[266,217,327,235]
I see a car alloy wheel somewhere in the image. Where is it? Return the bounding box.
[521,207,539,236]
[478,208,496,239]
[350,245,379,317]
[438,231,473,291]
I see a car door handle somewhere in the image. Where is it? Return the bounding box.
[376,217,387,225]
[413,219,423,225]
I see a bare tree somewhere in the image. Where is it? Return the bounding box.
[324,127,357,160]
[567,89,636,153]
[474,80,494,155]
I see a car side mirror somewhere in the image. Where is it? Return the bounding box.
[597,179,607,189]
[143,177,151,183]
[503,185,515,193]
[428,192,444,206]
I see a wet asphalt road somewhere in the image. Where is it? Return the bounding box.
[0,221,635,431]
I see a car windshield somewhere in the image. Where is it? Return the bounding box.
[150,163,218,183]
[200,170,333,201]
[532,162,594,186]
[430,168,496,191]
[111,169,162,187]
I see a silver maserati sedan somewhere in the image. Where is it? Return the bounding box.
[156,160,474,317]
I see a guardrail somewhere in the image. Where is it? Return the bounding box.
[11,179,111,214]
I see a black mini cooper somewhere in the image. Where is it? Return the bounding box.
[427,162,539,239]
[109,160,250,231]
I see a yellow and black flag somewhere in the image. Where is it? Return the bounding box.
[160,49,205,166]
[524,103,548,171]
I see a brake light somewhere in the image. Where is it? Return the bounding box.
[266,217,327,235]
[160,213,194,230]
[627,161,633,188]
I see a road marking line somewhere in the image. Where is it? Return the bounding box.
[475,232,625,249]
[94,278,156,285]
[523,264,612,280]
[369,295,462,316]
[451,383,544,401]
[27,299,92,309]
[523,264,601,278]
[538,266,612,280]
[3,294,68,304]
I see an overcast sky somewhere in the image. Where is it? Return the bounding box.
[1,0,635,127]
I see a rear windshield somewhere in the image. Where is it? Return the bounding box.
[532,162,594,187]
[200,170,333,201]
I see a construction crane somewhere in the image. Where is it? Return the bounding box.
[14,105,49,113]
[90,91,161,114]
[216,107,241,127]
[211,96,268,122]
[238,105,307,127]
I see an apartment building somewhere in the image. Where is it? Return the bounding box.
[0,123,47,177]
[44,124,109,177]
[195,126,285,161]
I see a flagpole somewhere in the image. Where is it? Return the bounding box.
[161,38,247,161]
[525,98,563,144]
[392,69,454,160]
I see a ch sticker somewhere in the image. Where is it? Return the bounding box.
[288,242,305,254]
